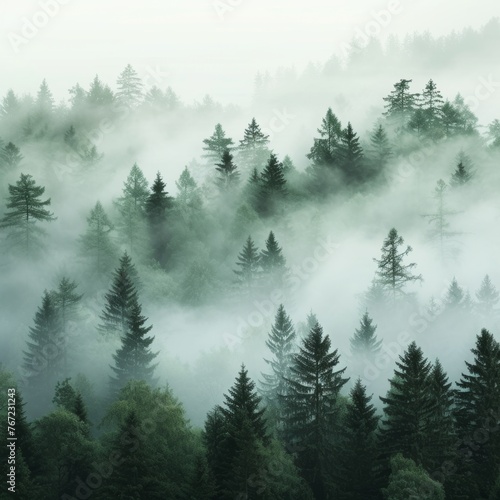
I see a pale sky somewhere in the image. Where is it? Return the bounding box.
[0,0,498,103]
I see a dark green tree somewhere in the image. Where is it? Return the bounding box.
[379,342,433,467]
[0,173,56,254]
[374,228,422,302]
[53,378,77,412]
[215,149,240,191]
[369,123,392,174]
[419,79,444,135]
[110,300,158,394]
[98,252,139,338]
[260,231,287,286]
[203,123,234,163]
[337,122,364,182]
[307,108,342,167]
[283,322,348,498]
[455,329,500,497]
[350,311,382,356]
[258,153,287,215]
[337,379,380,500]
[450,161,473,187]
[383,79,419,130]
[79,201,117,275]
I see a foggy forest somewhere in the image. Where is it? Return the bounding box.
[1,3,500,500]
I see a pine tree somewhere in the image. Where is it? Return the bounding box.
[383,79,419,130]
[234,236,261,287]
[419,79,444,134]
[443,277,466,311]
[115,163,149,256]
[369,123,392,174]
[455,329,500,498]
[350,311,382,356]
[307,108,342,167]
[145,172,173,267]
[337,122,364,182]
[440,100,462,136]
[87,75,115,106]
[258,153,287,215]
[260,231,286,278]
[80,201,116,275]
[98,252,139,338]
[110,300,158,394]
[175,166,203,222]
[423,179,459,259]
[453,94,478,135]
[476,275,499,316]
[283,322,348,498]
[379,342,433,467]
[53,378,77,411]
[203,123,234,163]
[215,149,240,191]
[36,79,54,113]
[23,291,64,390]
[0,173,56,254]
[338,379,380,500]
[260,305,296,425]
[374,228,422,302]
[450,161,472,187]
[0,142,23,169]
[0,89,20,118]
[237,118,270,170]
[116,64,143,107]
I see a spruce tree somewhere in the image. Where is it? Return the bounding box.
[116,64,143,107]
[369,123,392,173]
[23,291,64,390]
[337,122,364,182]
[237,118,270,170]
[379,342,433,467]
[98,252,139,338]
[374,228,422,302]
[260,231,287,285]
[455,329,500,498]
[36,79,54,113]
[0,89,20,118]
[258,153,287,215]
[450,161,472,187]
[115,163,149,256]
[145,172,173,267]
[234,236,261,287]
[475,274,499,316]
[350,311,382,356]
[338,379,380,500]
[420,79,445,135]
[383,79,419,130]
[1,142,23,170]
[0,173,56,254]
[79,201,117,275]
[443,277,467,311]
[203,123,234,163]
[110,300,158,394]
[260,305,296,426]
[307,107,342,167]
[283,322,348,498]
[215,149,240,191]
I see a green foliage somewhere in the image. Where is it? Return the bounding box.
[350,311,382,356]
[203,123,234,163]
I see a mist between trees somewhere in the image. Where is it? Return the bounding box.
[1,23,500,500]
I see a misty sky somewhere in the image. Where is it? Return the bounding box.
[1,0,498,104]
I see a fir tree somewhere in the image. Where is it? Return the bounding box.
[234,236,261,287]
[258,153,287,215]
[36,79,54,113]
[338,379,380,500]
[453,93,478,134]
[419,79,444,134]
[110,300,158,394]
[23,291,64,390]
[283,322,348,498]
[337,122,364,182]
[80,201,116,275]
[145,172,173,267]
[307,108,342,167]
[116,64,143,107]
[203,123,234,163]
[379,342,433,467]
[115,163,149,256]
[350,311,382,356]
[0,173,56,254]
[260,305,296,425]
[98,252,139,338]
[0,89,20,118]
[237,118,270,170]
[443,277,467,311]
[369,123,392,174]
[475,275,500,316]
[450,161,472,187]
[87,75,115,106]
[1,142,23,169]
[383,78,419,130]
[455,329,500,497]
[374,228,422,302]
[215,149,240,191]
[260,231,286,278]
